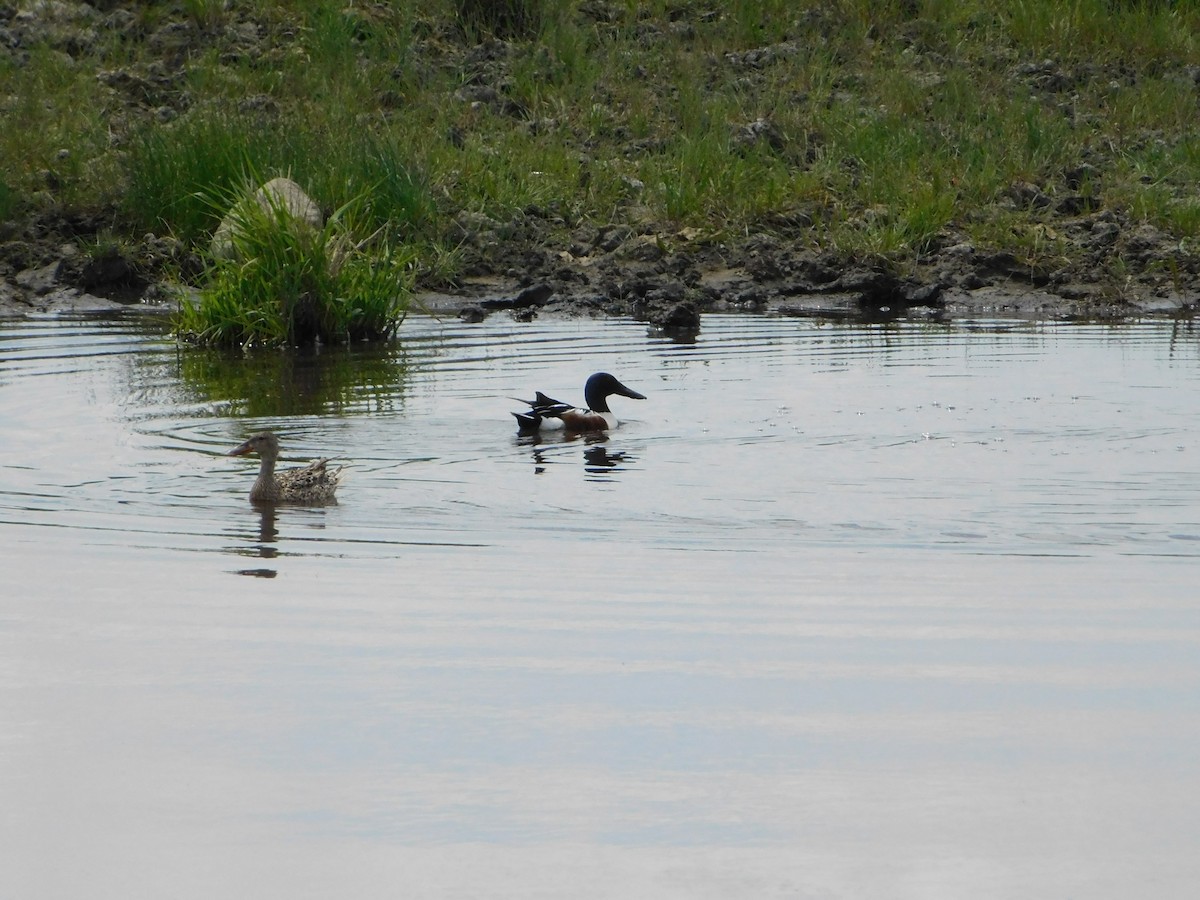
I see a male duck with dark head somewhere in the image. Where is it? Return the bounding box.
[512,372,646,433]
[228,430,341,503]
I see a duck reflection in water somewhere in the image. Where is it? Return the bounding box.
[228,505,279,578]
[583,445,628,472]
[519,431,635,477]
[228,503,334,578]
[224,497,280,555]
[251,505,279,556]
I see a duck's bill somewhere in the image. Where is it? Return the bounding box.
[228,442,253,456]
[617,383,647,400]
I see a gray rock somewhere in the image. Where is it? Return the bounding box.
[1008,180,1052,210]
[15,260,64,295]
[209,177,323,260]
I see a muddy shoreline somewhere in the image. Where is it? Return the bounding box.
[3,185,1196,326]
[4,163,1198,326]
[3,220,1194,327]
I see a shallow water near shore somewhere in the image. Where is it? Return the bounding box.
[2,311,1199,898]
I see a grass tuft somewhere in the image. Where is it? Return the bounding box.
[173,180,415,348]
[122,113,432,247]
[0,180,14,222]
[453,0,548,39]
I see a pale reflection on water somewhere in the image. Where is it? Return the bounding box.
[1,312,1199,899]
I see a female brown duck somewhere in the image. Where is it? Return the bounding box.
[228,431,341,503]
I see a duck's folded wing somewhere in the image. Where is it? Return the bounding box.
[535,401,573,418]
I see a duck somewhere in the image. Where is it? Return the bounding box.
[512,372,646,432]
[227,431,341,503]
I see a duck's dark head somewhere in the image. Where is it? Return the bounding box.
[584,372,646,412]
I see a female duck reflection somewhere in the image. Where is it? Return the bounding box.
[239,505,280,578]
[229,496,340,579]
[221,496,278,578]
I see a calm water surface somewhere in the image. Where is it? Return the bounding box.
[2,311,1199,898]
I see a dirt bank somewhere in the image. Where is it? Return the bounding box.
[5,203,1196,327]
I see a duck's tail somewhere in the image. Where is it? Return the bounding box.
[512,411,542,431]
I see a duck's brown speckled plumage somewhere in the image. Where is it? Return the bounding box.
[228,431,341,503]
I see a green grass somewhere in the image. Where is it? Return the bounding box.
[453,0,550,39]
[0,179,14,222]
[2,0,1199,297]
[123,112,432,246]
[0,44,117,210]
